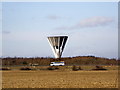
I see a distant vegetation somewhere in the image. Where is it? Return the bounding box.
[1,56,119,66]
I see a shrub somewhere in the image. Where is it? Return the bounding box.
[0,67,11,70]
[47,66,59,70]
[47,66,55,70]
[55,66,59,69]
[78,66,82,70]
[72,65,79,71]
[20,67,32,70]
[92,66,107,70]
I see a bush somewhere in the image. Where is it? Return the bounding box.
[72,65,78,71]
[20,67,32,70]
[55,66,59,69]
[78,66,82,70]
[47,66,59,70]
[72,65,83,71]
[0,67,11,70]
[92,66,107,70]
[47,66,55,70]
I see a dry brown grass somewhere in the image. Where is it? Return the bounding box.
[2,66,118,88]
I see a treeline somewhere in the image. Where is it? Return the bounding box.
[1,56,119,66]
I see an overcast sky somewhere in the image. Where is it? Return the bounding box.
[2,2,118,59]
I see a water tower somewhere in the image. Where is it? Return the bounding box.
[47,36,68,59]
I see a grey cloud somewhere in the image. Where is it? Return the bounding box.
[47,15,61,20]
[2,31,11,34]
[78,16,114,27]
[55,16,114,30]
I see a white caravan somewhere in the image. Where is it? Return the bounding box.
[50,61,65,66]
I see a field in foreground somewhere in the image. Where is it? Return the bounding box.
[2,66,118,88]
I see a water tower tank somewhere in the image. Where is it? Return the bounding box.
[47,36,68,58]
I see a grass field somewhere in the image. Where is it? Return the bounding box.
[2,66,118,88]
